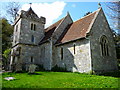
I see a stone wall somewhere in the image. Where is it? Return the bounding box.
[11,41,52,71]
[13,16,45,46]
[89,8,118,72]
[39,41,52,70]
[20,45,40,65]
[10,45,23,71]
[19,18,44,45]
[10,44,40,70]
[12,19,22,46]
[54,39,92,73]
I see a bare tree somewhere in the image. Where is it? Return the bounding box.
[6,2,21,23]
[105,1,120,34]
[105,2,120,65]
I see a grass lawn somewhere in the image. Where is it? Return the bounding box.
[2,71,119,88]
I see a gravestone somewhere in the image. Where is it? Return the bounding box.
[28,64,37,73]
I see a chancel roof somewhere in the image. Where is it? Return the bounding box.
[56,11,97,44]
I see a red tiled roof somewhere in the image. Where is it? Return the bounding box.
[39,9,99,45]
[39,18,64,44]
[56,11,97,44]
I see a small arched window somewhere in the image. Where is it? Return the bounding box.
[31,35,34,43]
[31,23,33,30]
[16,47,21,55]
[31,23,36,31]
[34,24,36,31]
[100,35,109,56]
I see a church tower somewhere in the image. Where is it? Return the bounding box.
[10,6,46,71]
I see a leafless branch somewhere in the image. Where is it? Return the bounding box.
[6,2,21,23]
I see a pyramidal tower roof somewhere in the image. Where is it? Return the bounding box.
[13,4,46,25]
[26,7,39,18]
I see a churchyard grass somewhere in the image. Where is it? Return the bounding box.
[2,71,119,88]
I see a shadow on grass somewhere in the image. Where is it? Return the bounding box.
[28,73,42,75]
[2,71,42,76]
[99,70,120,78]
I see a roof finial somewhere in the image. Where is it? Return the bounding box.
[29,3,32,8]
[67,11,70,16]
[98,2,101,8]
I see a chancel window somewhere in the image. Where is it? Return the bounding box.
[100,35,109,56]
[31,23,36,31]
[61,47,63,60]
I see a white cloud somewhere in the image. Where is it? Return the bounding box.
[21,1,66,27]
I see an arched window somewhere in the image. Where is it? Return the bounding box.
[31,35,34,43]
[100,35,109,56]
[31,23,33,30]
[31,23,36,31]
[34,24,36,31]
[16,47,21,55]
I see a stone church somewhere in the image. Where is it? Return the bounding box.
[10,6,118,73]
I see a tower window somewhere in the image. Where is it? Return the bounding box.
[31,23,33,30]
[16,47,21,55]
[61,47,63,60]
[100,35,109,56]
[34,24,36,30]
[31,56,34,63]
[31,35,34,43]
[31,23,36,31]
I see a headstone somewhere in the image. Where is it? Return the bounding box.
[15,63,22,72]
[28,64,37,73]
